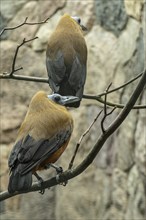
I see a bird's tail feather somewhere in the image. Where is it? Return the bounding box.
[8,168,32,193]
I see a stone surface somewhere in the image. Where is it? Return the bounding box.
[94,0,128,37]
[0,12,7,40]
[7,0,66,47]
[38,0,66,21]
[64,0,95,31]
[0,40,50,144]
[135,92,146,177]
[1,0,28,21]
[32,11,62,52]
[124,0,144,21]
[7,1,40,43]
[85,17,141,104]
[126,165,146,220]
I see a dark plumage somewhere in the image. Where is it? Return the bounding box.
[46,14,87,107]
[8,91,79,193]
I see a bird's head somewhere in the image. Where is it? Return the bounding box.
[48,94,80,106]
[71,16,87,31]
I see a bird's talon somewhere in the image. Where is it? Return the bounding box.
[57,166,63,174]
[56,174,68,186]
[39,188,45,194]
[60,180,68,186]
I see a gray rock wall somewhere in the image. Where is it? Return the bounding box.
[0,0,145,219]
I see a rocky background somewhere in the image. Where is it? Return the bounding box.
[0,0,145,220]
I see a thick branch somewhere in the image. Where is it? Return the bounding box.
[1,69,145,201]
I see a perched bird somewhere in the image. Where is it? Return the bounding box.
[8,91,79,193]
[46,13,87,107]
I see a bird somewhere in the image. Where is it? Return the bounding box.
[46,13,87,108]
[8,91,79,194]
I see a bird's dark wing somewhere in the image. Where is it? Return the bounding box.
[46,50,86,98]
[8,129,71,175]
[68,56,86,98]
[46,50,66,92]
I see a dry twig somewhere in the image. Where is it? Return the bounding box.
[68,109,103,170]
[101,83,117,133]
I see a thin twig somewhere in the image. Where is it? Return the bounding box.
[83,94,146,109]
[0,73,49,83]
[10,37,38,76]
[0,1,67,38]
[97,71,143,97]
[68,109,103,170]
[0,16,50,37]
[101,83,114,133]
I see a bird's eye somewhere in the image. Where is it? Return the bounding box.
[54,95,61,102]
[77,18,81,24]
[72,16,81,25]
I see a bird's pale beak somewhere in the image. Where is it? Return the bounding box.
[63,96,80,105]
[80,24,88,31]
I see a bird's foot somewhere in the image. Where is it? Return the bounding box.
[34,172,45,194]
[56,173,68,186]
[45,163,67,186]
[46,163,63,174]
[60,180,68,186]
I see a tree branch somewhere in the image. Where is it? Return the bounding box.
[68,109,103,170]
[101,83,117,133]
[1,69,145,202]
[97,71,143,97]
[10,37,38,76]
[0,72,145,109]
[0,16,50,37]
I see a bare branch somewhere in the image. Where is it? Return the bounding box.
[97,71,143,97]
[0,73,49,83]
[83,71,146,109]
[101,83,114,133]
[83,94,146,109]
[0,16,50,37]
[9,37,38,76]
[68,109,103,170]
[0,1,67,38]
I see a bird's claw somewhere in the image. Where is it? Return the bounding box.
[34,172,45,194]
[39,188,45,194]
[56,166,63,174]
[60,180,68,186]
[56,173,68,186]
[48,163,63,174]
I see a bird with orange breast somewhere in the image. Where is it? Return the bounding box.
[46,14,87,108]
[8,91,79,194]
